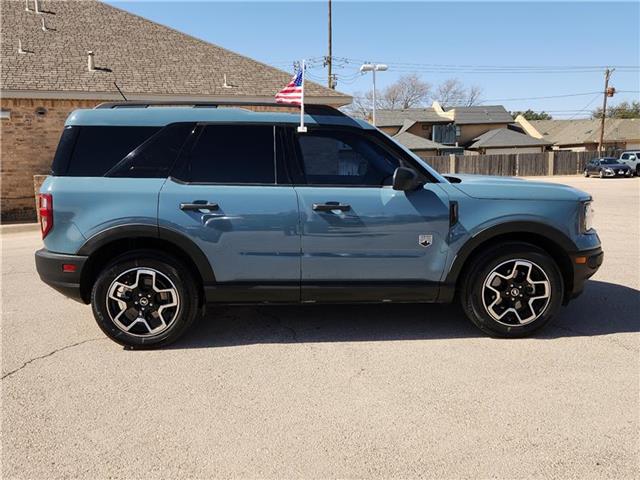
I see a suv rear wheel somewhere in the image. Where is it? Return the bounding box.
[460,243,564,337]
[91,250,199,348]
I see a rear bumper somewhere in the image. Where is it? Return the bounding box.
[567,246,603,301]
[35,249,88,303]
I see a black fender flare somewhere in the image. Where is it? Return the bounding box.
[77,224,216,283]
[445,221,577,287]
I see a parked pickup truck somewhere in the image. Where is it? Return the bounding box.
[619,151,640,176]
[35,101,603,348]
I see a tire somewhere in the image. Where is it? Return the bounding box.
[599,170,604,178]
[460,243,564,338]
[91,250,200,349]
[636,165,640,177]
[583,169,589,177]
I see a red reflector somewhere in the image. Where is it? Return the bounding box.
[38,193,53,239]
[62,264,77,273]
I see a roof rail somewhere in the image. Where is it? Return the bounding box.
[94,100,346,117]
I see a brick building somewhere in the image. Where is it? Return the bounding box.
[0,0,350,221]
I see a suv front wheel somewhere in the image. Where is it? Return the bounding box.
[460,243,564,337]
[91,250,199,348]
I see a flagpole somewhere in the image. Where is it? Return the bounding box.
[297,59,307,133]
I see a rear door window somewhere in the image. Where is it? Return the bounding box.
[181,125,276,184]
[65,126,159,176]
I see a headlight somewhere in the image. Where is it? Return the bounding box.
[582,201,595,232]
[604,168,614,173]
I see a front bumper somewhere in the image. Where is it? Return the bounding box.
[566,246,603,301]
[603,169,631,177]
[35,249,88,303]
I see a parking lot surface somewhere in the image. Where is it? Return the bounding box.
[2,176,638,479]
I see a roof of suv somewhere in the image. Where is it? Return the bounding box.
[66,106,373,130]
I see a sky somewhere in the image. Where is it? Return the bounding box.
[106,1,640,118]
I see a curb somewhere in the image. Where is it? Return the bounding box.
[0,223,40,235]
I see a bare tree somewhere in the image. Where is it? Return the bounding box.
[345,74,431,117]
[433,79,483,107]
[346,74,482,116]
[434,79,467,106]
[379,73,432,109]
[343,92,372,118]
[465,85,483,106]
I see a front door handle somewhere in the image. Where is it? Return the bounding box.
[312,202,351,212]
[180,202,219,211]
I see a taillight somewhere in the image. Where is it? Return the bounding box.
[38,193,53,239]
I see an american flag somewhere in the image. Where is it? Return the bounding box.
[275,69,303,106]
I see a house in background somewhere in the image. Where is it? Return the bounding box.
[431,102,515,145]
[467,128,552,154]
[376,108,451,140]
[391,120,451,158]
[0,0,349,221]
[374,102,540,155]
[516,116,640,152]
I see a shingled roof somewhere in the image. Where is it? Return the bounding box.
[527,119,640,146]
[0,0,349,104]
[375,108,450,127]
[468,128,552,149]
[392,119,445,150]
[444,105,514,125]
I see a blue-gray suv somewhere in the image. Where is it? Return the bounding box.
[35,102,603,348]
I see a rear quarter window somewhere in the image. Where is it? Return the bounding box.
[106,123,194,178]
[61,126,160,176]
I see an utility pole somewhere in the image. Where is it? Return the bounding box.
[598,68,615,155]
[327,0,333,89]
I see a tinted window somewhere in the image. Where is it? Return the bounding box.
[107,123,194,178]
[621,154,629,159]
[600,158,619,165]
[51,126,79,175]
[65,126,159,176]
[185,125,275,183]
[296,130,399,186]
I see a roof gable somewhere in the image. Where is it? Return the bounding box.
[0,0,349,104]
[469,128,552,148]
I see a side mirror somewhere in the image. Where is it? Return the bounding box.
[392,167,422,191]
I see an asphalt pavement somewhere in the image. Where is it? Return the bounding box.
[2,175,638,479]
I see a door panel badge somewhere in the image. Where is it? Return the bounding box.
[418,234,433,248]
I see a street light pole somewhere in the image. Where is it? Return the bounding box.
[359,63,388,127]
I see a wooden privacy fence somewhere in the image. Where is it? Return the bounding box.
[422,151,596,177]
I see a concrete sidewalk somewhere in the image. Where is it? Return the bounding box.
[0,222,39,235]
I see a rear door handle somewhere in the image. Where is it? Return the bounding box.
[312,202,351,212]
[180,202,219,211]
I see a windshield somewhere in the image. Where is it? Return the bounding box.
[600,158,620,165]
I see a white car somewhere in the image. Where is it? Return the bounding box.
[619,151,640,176]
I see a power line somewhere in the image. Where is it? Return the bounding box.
[270,56,640,75]
[480,91,602,102]
[565,93,602,120]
